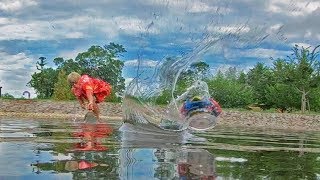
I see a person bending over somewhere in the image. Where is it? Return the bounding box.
[67,72,112,120]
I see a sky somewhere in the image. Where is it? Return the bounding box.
[0,0,319,98]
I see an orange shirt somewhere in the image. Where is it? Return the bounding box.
[72,75,112,103]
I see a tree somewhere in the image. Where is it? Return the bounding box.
[175,61,210,96]
[49,43,127,102]
[1,93,14,99]
[247,62,274,105]
[265,83,300,111]
[207,70,254,108]
[75,44,126,102]
[28,57,59,99]
[52,70,74,100]
[274,45,320,113]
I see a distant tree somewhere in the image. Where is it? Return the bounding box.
[53,43,126,102]
[1,93,14,99]
[247,62,274,105]
[175,61,210,95]
[52,70,74,100]
[28,57,59,99]
[237,71,247,84]
[288,45,320,113]
[37,57,47,70]
[207,70,254,108]
[272,44,320,113]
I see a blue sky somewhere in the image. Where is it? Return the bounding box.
[0,0,319,98]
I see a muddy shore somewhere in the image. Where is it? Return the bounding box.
[1,99,320,132]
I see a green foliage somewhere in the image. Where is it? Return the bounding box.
[155,89,171,105]
[308,87,320,111]
[1,93,15,99]
[54,43,126,102]
[271,45,320,112]
[28,42,126,102]
[28,58,59,99]
[247,62,274,105]
[52,70,75,100]
[207,72,254,108]
[265,83,300,110]
[174,61,210,96]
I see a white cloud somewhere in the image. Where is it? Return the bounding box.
[239,48,291,59]
[58,48,86,60]
[124,59,158,67]
[113,16,160,34]
[208,25,250,34]
[0,51,37,98]
[125,78,134,87]
[267,0,320,17]
[0,0,37,12]
[188,2,232,14]
[145,0,231,14]
[290,42,313,49]
[0,15,161,41]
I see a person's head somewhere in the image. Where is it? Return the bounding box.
[65,160,79,171]
[67,72,81,86]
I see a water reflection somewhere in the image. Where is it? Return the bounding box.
[70,122,112,152]
[30,121,118,179]
[119,122,217,179]
[1,119,320,179]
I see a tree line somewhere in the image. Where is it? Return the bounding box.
[25,42,320,113]
[27,42,126,102]
[156,44,320,113]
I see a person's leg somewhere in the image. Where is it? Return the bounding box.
[92,102,100,120]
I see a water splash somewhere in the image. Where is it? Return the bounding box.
[123,33,220,131]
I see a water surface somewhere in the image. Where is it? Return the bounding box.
[1,118,320,179]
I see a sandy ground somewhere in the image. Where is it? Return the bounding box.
[1,99,320,132]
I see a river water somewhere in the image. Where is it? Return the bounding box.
[1,118,320,179]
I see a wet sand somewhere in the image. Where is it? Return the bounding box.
[1,99,320,132]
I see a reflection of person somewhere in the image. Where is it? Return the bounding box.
[180,96,222,118]
[72,122,113,151]
[65,160,107,171]
[67,72,112,120]
[177,149,217,180]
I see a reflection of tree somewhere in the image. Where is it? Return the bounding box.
[153,148,216,179]
[154,149,177,179]
[211,149,320,179]
[31,122,120,179]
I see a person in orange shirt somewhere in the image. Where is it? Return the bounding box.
[67,72,112,120]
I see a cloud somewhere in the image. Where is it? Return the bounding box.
[267,0,320,17]
[124,59,158,67]
[0,51,37,98]
[208,25,250,34]
[0,15,161,41]
[0,0,319,91]
[0,0,37,12]
[125,77,134,87]
[290,42,313,49]
[239,48,291,59]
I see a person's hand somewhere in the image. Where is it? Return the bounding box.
[80,102,86,109]
[87,102,93,111]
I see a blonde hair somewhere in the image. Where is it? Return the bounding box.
[65,161,79,171]
[67,72,81,84]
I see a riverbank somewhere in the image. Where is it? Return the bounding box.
[1,99,320,132]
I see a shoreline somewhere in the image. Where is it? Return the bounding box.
[1,99,320,132]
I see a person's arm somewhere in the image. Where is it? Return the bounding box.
[77,97,86,109]
[85,89,94,110]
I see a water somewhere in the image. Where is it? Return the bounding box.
[1,118,320,179]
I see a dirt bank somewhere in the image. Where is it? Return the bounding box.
[1,99,320,132]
